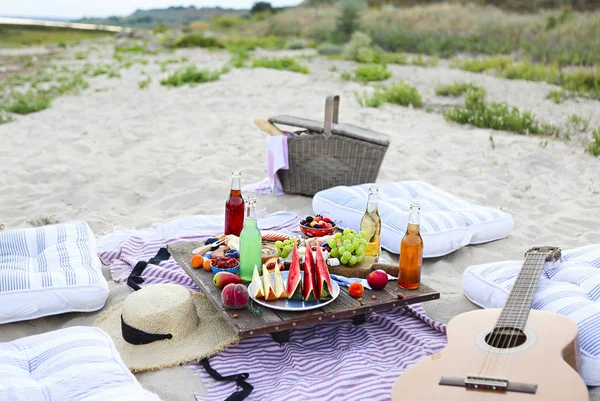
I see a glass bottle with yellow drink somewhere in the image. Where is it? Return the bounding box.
[360,184,382,262]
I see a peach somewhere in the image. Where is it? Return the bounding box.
[367,269,389,290]
[221,283,249,309]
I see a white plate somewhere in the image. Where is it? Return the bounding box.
[248,270,340,311]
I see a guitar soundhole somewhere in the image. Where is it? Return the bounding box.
[484,328,527,349]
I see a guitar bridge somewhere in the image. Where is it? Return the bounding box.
[439,375,537,394]
[464,375,508,390]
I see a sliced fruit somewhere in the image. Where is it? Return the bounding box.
[314,245,334,301]
[287,242,302,300]
[264,256,283,272]
[273,264,287,299]
[262,265,277,301]
[251,265,264,299]
[302,247,316,302]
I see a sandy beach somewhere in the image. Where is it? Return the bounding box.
[1,41,600,399]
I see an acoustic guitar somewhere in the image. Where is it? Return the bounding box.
[391,246,589,400]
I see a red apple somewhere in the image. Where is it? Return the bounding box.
[367,269,389,290]
[221,283,249,309]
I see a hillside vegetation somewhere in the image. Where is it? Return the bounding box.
[0,25,111,47]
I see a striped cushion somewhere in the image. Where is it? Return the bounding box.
[462,245,600,385]
[0,222,109,324]
[0,326,160,401]
[313,181,513,257]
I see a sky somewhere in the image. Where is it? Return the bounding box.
[1,0,301,20]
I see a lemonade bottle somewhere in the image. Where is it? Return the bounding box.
[239,198,262,282]
[360,185,382,262]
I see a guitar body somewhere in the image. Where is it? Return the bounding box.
[391,308,589,400]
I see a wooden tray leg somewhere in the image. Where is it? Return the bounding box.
[271,330,290,344]
[353,314,366,326]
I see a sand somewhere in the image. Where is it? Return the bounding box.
[1,42,600,399]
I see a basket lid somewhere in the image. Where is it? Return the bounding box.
[269,115,390,147]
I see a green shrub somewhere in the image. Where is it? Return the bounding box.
[74,52,88,60]
[286,38,308,49]
[223,36,287,51]
[342,32,373,62]
[1,94,51,115]
[546,89,568,103]
[172,33,224,49]
[333,0,363,43]
[456,56,513,73]
[435,82,481,97]
[354,64,391,82]
[587,128,600,156]
[211,15,246,30]
[318,42,343,55]
[384,81,423,108]
[92,66,108,76]
[445,88,542,135]
[252,57,309,74]
[355,88,385,108]
[160,66,222,87]
[228,49,250,68]
[152,25,168,34]
[381,52,408,65]
[561,69,600,100]
[411,54,427,67]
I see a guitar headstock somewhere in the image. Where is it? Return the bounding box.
[525,246,562,263]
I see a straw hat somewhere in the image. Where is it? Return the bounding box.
[95,284,238,372]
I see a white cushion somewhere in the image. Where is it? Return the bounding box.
[313,181,513,257]
[462,245,600,385]
[0,326,161,401]
[0,222,109,324]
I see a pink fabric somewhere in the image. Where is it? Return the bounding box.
[244,135,289,195]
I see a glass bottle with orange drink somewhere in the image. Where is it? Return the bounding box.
[398,203,423,289]
[225,170,245,236]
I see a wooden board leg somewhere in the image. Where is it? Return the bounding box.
[353,314,366,326]
[271,330,290,344]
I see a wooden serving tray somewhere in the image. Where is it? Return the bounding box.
[168,241,439,342]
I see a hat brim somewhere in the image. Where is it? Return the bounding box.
[95,292,238,372]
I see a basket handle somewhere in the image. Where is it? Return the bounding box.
[323,95,339,140]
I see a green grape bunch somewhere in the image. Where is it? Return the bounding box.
[274,238,298,259]
[327,229,368,266]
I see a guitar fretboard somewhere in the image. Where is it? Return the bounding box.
[495,253,548,330]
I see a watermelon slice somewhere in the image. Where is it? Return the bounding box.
[314,246,334,300]
[287,242,302,300]
[303,246,316,301]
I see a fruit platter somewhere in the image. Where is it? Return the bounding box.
[247,242,340,311]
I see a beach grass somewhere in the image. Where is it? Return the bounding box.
[1,94,51,115]
[251,57,309,74]
[445,88,545,135]
[588,128,600,156]
[172,33,224,49]
[355,88,386,108]
[355,80,422,108]
[138,76,151,89]
[435,82,481,97]
[546,89,569,103]
[354,64,391,82]
[0,24,112,47]
[160,66,222,87]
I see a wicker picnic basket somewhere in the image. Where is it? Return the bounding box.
[269,95,390,196]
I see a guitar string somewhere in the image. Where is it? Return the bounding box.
[480,253,545,378]
[478,255,536,377]
[497,252,548,379]
[476,256,533,377]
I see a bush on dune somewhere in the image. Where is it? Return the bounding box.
[160,66,222,87]
[445,88,544,135]
[355,80,422,108]
[354,64,391,82]
[251,57,309,74]
[172,33,224,49]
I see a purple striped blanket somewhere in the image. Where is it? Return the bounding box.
[98,214,447,401]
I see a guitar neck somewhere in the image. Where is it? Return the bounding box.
[495,250,556,330]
